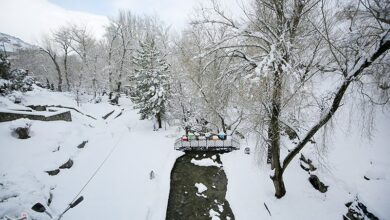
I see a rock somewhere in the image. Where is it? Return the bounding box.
[52,146,60,152]
[46,169,60,176]
[59,159,73,169]
[234,130,245,139]
[102,110,115,119]
[110,94,119,105]
[150,170,155,180]
[77,141,88,149]
[300,154,317,172]
[14,97,21,104]
[344,200,379,220]
[0,110,72,122]
[114,109,124,119]
[308,174,328,193]
[47,192,53,206]
[14,126,31,139]
[283,125,298,140]
[27,105,47,111]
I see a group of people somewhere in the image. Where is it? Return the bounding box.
[181,131,227,141]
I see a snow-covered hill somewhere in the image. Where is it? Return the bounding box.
[0,32,34,53]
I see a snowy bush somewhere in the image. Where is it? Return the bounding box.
[0,55,37,95]
[0,69,36,95]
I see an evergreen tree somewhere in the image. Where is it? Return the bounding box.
[0,54,11,79]
[131,38,170,129]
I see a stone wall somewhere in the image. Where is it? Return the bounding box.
[0,111,72,122]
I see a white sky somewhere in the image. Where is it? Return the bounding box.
[0,0,242,45]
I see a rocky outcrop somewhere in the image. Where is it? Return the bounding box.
[344,200,379,220]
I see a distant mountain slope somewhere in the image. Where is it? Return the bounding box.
[0,32,34,53]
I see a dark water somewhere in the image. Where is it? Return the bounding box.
[166,152,234,220]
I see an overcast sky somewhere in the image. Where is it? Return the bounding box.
[0,0,241,45]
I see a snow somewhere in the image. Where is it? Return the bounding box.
[1,87,389,220]
[217,204,224,212]
[220,107,390,219]
[209,208,221,220]
[195,183,208,194]
[0,89,183,220]
[191,158,222,167]
[0,32,34,53]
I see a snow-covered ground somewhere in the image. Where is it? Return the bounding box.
[221,107,390,219]
[1,87,389,220]
[0,87,183,220]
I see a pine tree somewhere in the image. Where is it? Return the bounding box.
[131,38,170,129]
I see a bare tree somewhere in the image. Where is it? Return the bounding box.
[53,26,72,91]
[69,25,95,90]
[40,37,62,92]
[193,0,389,198]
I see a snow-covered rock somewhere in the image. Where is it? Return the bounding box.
[191,158,222,167]
[195,183,208,194]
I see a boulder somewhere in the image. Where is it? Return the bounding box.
[77,141,88,149]
[46,169,60,176]
[300,154,317,172]
[14,126,30,139]
[59,159,73,169]
[308,174,328,193]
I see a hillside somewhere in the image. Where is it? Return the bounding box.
[0,32,34,53]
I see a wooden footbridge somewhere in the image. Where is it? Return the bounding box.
[174,135,240,152]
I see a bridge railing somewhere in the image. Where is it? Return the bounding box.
[174,136,240,151]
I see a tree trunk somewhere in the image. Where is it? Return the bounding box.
[271,168,286,198]
[116,81,122,93]
[156,112,162,129]
[53,57,62,92]
[64,51,70,91]
[269,65,285,198]
[42,49,62,92]
[107,34,117,93]
[116,30,127,94]
[266,126,272,164]
[220,116,227,133]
